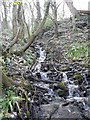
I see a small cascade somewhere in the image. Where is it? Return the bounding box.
[62,72,68,82]
[40,72,49,80]
[32,44,47,80]
[32,44,54,99]
[68,84,79,97]
[31,43,90,111]
[62,72,79,98]
[62,72,90,110]
[38,47,46,62]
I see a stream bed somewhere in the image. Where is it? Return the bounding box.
[23,43,90,119]
[3,42,90,120]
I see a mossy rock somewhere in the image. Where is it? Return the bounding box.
[61,66,70,71]
[73,73,82,80]
[58,82,66,90]
[57,89,68,97]
[73,73,83,85]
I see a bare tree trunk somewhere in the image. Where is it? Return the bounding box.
[0,62,2,95]
[12,0,24,38]
[29,3,35,33]
[17,2,24,39]
[15,1,50,55]
[0,68,31,90]
[36,0,41,22]
[22,8,30,39]
[12,1,18,37]
[2,0,8,29]
[64,0,79,17]
[64,0,79,30]
[32,0,42,31]
[51,0,58,38]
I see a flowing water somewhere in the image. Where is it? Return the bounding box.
[32,44,89,110]
[62,72,79,98]
[62,72,89,110]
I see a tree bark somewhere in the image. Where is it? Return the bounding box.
[17,2,24,39]
[64,0,79,17]
[36,0,41,22]
[51,0,58,38]
[12,1,18,37]
[29,3,35,33]
[12,0,24,38]
[64,0,80,30]
[2,0,8,29]
[0,68,31,91]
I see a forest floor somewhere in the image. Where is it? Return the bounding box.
[1,14,90,120]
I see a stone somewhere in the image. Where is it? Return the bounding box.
[38,103,82,119]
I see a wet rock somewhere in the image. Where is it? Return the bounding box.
[83,111,90,119]
[61,65,72,72]
[87,96,90,106]
[86,89,90,96]
[58,82,67,90]
[41,62,49,72]
[57,89,68,97]
[76,21,87,29]
[73,73,83,84]
[38,103,82,119]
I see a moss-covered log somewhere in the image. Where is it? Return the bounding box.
[0,68,31,90]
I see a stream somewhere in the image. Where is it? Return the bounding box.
[31,44,90,112]
[4,43,90,120]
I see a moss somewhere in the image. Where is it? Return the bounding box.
[58,89,65,96]
[73,73,82,80]
[58,82,66,90]
[57,89,68,97]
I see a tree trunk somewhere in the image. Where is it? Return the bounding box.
[29,3,35,33]
[2,0,8,29]
[0,65,2,95]
[64,0,79,17]
[15,1,50,55]
[17,2,24,39]
[64,0,80,30]
[51,0,58,38]
[12,0,24,38]
[12,1,18,37]
[36,0,41,22]
[0,68,31,91]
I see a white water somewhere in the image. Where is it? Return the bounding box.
[62,72,79,98]
[33,45,47,80]
[38,47,46,63]
[62,72,68,82]
[62,72,89,110]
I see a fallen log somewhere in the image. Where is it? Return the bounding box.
[0,68,32,91]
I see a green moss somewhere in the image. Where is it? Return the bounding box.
[58,82,66,90]
[58,89,65,96]
[73,73,82,80]
[57,89,68,97]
